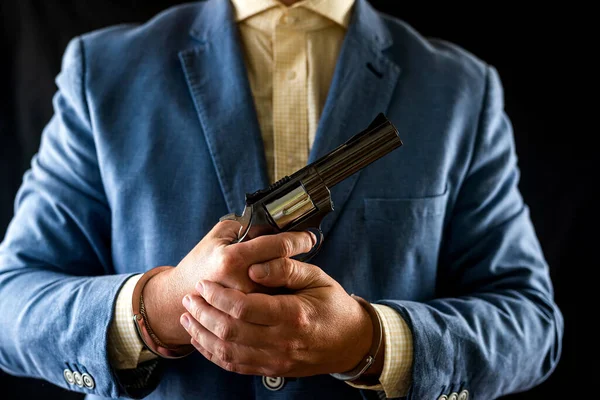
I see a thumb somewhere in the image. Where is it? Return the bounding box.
[249,258,332,290]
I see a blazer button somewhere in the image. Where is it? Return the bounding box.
[262,376,284,391]
[73,371,84,387]
[82,373,95,389]
[63,369,75,385]
[448,393,458,400]
[437,395,448,400]
[458,389,469,400]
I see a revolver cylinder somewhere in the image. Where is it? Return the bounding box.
[219,113,402,261]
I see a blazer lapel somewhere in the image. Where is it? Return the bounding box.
[310,0,402,237]
[179,0,269,216]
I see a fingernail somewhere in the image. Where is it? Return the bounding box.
[196,281,204,296]
[182,295,190,308]
[181,314,190,329]
[250,263,269,279]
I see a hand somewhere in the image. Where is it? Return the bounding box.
[142,221,316,346]
[180,257,378,378]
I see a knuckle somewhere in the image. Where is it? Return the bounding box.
[279,238,295,257]
[230,298,248,320]
[284,259,298,280]
[189,301,202,322]
[261,366,278,377]
[206,349,218,362]
[266,359,292,377]
[219,220,238,233]
[277,360,294,376]
[215,343,234,363]
[291,307,311,331]
[200,347,213,361]
[237,281,257,294]
[200,285,215,304]
[188,323,200,342]
[213,220,240,241]
[218,249,237,269]
[281,337,300,355]
[216,320,236,341]
[222,361,238,373]
[305,264,320,282]
[210,254,227,278]
[207,273,223,286]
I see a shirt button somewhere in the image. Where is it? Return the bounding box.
[82,373,95,389]
[63,369,75,385]
[458,389,469,400]
[73,371,84,387]
[262,376,285,391]
[287,71,297,80]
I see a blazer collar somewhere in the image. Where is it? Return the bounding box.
[188,0,393,50]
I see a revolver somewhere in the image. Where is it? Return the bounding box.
[220,113,403,261]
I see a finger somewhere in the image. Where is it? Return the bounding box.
[199,280,286,326]
[232,230,316,265]
[208,220,245,244]
[182,293,273,347]
[181,312,274,372]
[248,258,332,290]
[190,338,271,376]
[190,338,215,364]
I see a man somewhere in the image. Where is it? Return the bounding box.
[0,0,563,399]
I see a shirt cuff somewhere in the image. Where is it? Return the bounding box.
[107,274,158,369]
[346,304,413,398]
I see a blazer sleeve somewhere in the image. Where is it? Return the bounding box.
[0,36,159,399]
[377,65,564,399]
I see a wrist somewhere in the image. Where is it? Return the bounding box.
[349,297,374,370]
[330,295,383,384]
[133,266,194,358]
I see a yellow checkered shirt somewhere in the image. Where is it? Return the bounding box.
[107,0,413,398]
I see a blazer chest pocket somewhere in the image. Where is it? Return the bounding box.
[352,191,449,296]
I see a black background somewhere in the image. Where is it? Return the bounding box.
[0,1,583,399]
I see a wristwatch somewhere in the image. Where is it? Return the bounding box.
[330,295,383,383]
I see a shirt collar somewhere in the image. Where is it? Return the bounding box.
[230,0,355,28]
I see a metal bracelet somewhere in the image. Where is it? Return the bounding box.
[330,294,383,382]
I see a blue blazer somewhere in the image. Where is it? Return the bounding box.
[0,0,563,399]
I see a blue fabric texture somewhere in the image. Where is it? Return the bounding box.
[0,0,563,399]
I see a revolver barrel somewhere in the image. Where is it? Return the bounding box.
[297,113,402,187]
